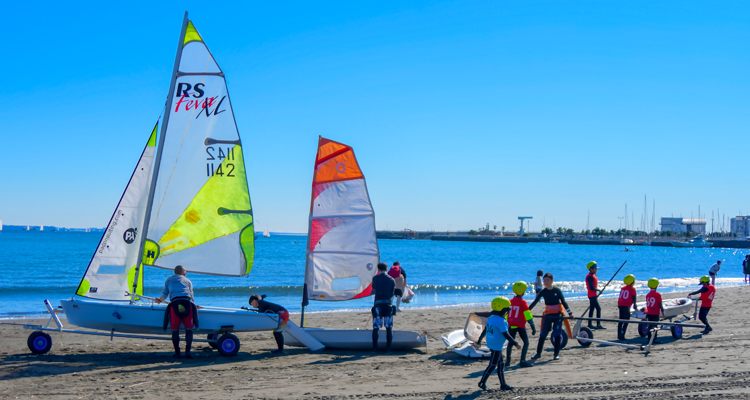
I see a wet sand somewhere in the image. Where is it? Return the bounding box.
[2,285,749,399]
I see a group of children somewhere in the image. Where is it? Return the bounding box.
[477,262,717,392]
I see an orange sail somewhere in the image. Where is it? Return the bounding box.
[304,137,379,301]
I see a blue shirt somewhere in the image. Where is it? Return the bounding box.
[485,315,509,350]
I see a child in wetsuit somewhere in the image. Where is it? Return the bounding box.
[645,278,665,343]
[250,294,290,354]
[477,297,521,391]
[529,272,573,361]
[506,281,536,368]
[688,275,715,334]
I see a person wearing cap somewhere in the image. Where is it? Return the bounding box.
[249,294,289,354]
[585,261,605,329]
[477,296,522,391]
[529,272,573,361]
[617,274,638,340]
[688,276,715,334]
[708,260,721,286]
[645,278,665,343]
[371,262,396,353]
[506,282,536,368]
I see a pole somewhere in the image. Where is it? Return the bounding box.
[579,261,627,318]
[132,11,190,298]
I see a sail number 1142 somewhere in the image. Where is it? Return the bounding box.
[206,146,235,177]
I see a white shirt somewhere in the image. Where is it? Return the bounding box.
[709,263,721,275]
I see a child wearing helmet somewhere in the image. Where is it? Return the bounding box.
[645,278,665,343]
[617,274,638,340]
[506,282,537,368]
[688,276,715,334]
[529,273,573,362]
[585,261,605,330]
[477,296,521,391]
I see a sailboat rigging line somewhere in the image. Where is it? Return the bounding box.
[132,12,190,298]
[149,40,213,235]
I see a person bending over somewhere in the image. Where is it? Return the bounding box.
[372,262,395,353]
[529,272,573,361]
[388,261,407,311]
[477,297,521,391]
[156,265,197,359]
[708,260,721,286]
[617,274,638,340]
[585,261,605,329]
[249,294,289,354]
[688,276,715,334]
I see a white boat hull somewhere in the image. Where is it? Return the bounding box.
[633,298,694,319]
[283,328,426,350]
[60,297,280,335]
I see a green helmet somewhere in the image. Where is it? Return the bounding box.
[699,275,710,284]
[647,278,659,289]
[512,281,528,296]
[491,296,511,312]
[623,274,635,285]
[586,261,597,270]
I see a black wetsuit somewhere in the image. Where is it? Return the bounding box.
[476,311,520,390]
[688,286,712,331]
[256,299,288,352]
[529,287,570,358]
[371,273,395,351]
[586,273,602,325]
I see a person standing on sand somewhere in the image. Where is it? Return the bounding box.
[506,282,536,368]
[529,272,573,361]
[534,270,544,294]
[645,278,665,344]
[617,274,638,340]
[708,260,721,286]
[743,255,749,284]
[388,261,406,311]
[372,262,395,353]
[688,276,715,334]
[585,261,605,329]
[155,265,197,359]
[477,297,521,392]
[249,294,289,354]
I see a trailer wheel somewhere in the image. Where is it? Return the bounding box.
[217,333,240,357]
[637,322,649,337]
[560,331,569,349]
[670,325,683,339]
[207,334,219,349]
[577,327,594,347]
[28,331,52,355]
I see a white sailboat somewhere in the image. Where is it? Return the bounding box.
[27,13,322,356]
[284,137,426,350]
[263,225,270,237]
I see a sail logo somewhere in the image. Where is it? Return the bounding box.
[123,228,138,244]
[366,263,373,271]
[336,162,346,173]
[174,82,226,118]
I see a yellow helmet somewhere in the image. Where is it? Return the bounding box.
[647,278,659,289]
[512,281,528,296]
[699,275,710,284]
[623,274,635,285]
[491,296,511,312]
[586,261,598,270]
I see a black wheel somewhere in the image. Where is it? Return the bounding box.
[217,333,240,357]
[560,331,569,349]
[670,325,683,339]
[207,333,219,349]
[637,322,649,337]
[27,331,52,355]
[577,327,594,347]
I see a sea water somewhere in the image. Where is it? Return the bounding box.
[0,231,747,319]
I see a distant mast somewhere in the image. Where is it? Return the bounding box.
[264,226,270,237]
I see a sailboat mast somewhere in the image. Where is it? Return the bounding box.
[132,12,190,297]
[300,136,322,327]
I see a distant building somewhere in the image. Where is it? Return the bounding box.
[730,216,750,237]
[660,217,706,234]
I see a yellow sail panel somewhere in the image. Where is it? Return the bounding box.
[183,21,203,45]
[157,144,253,260]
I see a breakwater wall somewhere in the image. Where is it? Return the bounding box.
[427,235,750,249]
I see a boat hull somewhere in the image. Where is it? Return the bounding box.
[60,298,280,335]
[283,328,426,350]
[633,298,694,319]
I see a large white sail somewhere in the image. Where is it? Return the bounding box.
[76,124,157,300]
[143,20,255,277]
[304,137,379,301]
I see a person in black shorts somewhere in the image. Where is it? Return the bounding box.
[529,272,573,361]
[371,262,395,353]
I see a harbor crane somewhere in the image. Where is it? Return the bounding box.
[518,216,532,236]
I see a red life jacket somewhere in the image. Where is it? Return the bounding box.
[700,285,715,308]
[586,273,598,298]
[618,285,636,307]
[507,296,530,328]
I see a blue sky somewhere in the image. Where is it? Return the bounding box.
[1,1,748,232]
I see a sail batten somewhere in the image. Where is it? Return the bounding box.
[304,137,379,301]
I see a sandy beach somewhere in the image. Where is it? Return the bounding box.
[2,285,749,399]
